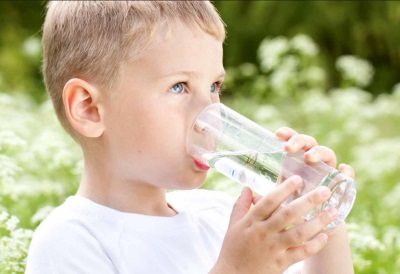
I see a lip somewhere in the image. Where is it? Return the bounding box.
[193,158,210,171]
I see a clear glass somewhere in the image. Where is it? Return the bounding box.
[187,103,356,229]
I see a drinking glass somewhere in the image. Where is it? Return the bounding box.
[187,103,356,229]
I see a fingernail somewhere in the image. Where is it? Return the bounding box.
[307,149,319,161]
[340,164,351,173]
[277,128,289,135]
[318,186,331,198]
[319,233,328,243]
[326,207,337,218]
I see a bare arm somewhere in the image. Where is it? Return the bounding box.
[303,223,353,274]
[303,164,355,274]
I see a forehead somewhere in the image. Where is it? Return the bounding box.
[126,20,224,79]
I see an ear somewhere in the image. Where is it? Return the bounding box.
[63,78,105,138]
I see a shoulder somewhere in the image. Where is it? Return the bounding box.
[26,197,117,273]
[28,196,106,244]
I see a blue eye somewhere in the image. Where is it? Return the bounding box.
[210,82,220,93]
[210,83,216,93]
[169,83,185,94]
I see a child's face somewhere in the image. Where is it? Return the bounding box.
[101,20,224,190]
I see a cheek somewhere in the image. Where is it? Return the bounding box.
[111,114,206,188]
[131,112,188,161]
[145,110,188,146]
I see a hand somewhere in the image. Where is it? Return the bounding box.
[275,127,355,177]
[275,127,355,229]
[275,127,355,274]
[211,127,354,274]
[275,127,337,167]
[211,176,337,274]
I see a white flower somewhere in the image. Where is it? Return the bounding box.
[22,36,42,58]
[0,155,21,184]
[31,206,54,225]
[329,87,372,118]
[352,137,400,183]
[299,91,331,115]
[291,34,319,56]
[5,216,19,232]
[392,83,400,95]
[0,211,9,222]
[336,55,375,88]
[0,93,15,108]
[0,130,27,152]
[258,36,290,72]
[348,223,385,252]
[254,105,280,122]
[381,227,400,256]
[270,68,294,94]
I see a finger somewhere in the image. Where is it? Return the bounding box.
[275,127,298,141]
[252,194,263,205]
[267,186,332,231]
[285,233,329,263]
[338,163,355,179]
[284,134,318,153]
[304,146,337,167]
[280,207,337,246]
[251,176,303,221]
[229,187,253,227]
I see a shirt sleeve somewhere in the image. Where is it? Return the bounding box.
[283,261,303,274]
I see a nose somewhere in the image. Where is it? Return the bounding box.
[191,103,223,152]
[188,104,221,159]
[191,90,220,119]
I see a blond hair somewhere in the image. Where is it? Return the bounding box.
[42,1,226,136]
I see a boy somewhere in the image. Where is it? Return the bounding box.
[26,1,354,273]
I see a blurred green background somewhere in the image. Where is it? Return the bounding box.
[1,1,400,100]
[1,1,400,273]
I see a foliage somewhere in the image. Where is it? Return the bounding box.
[0,209,33,273]
[213,1,400,96]
[0,93,81,273]
[0,32,399,272]
[0,1,45,102]
[1,1,400,99]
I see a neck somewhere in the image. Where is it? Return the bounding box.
[76,158,177,217]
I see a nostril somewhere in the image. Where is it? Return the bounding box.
[193,123,202,133]
[194,121,209,133]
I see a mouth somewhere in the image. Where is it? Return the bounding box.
[193,158,210,171]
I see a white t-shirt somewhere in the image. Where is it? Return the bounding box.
[26,189,301,274]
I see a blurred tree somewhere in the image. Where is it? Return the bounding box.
[0,1,399,100]
[213,1,400,95]
[0,1,46,102]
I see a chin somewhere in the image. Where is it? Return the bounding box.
[173,173,207,190]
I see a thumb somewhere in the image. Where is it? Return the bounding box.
[229,187,253,227]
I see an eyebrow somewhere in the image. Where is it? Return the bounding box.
[160,70,226,80]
